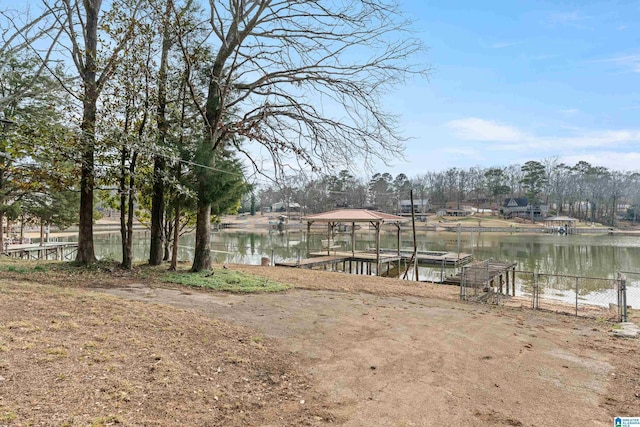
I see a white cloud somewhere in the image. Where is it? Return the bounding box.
[593,54,640,73]
[560,152,640,171]
[548,11,588,27]
[558,108,579,115]
[489,41,520,49]
[445,117,640,152]
[442,146,484,157]
[446,118,526,142]
[553,130,640,148]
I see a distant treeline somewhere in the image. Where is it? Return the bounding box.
[252,159,640,226]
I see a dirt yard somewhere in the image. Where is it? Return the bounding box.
[0,263,638,426]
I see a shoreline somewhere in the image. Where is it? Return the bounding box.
[15,212,639,241]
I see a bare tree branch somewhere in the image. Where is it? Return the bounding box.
[195,0,429,174]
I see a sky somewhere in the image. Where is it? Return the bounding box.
[378,0,640,176]
[4,0,640,179]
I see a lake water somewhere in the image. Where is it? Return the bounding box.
[88,229,640,308]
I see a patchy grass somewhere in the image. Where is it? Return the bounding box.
[0,264,48,274]
[162,269,291,293]
[0,279,323,426]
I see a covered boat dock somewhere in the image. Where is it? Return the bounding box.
[274,209,473,278]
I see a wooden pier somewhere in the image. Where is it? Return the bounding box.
[379,249,473,267]
[275,249,469,278]
[3,242,79,261]
[445,260,518,295]
[275,250,404,276]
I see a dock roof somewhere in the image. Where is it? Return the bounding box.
[302,209,408,224]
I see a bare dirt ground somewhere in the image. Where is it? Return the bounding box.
[103,265,639,426]
[1,263,638,426]
[0,280,334,426]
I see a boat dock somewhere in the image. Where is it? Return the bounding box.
[275,250,405,276]
[379,249,472,267]
[444,260,518,295]
[3,242,79,261]
[275,249,470,278]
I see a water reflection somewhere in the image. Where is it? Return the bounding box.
[89,229,640,307]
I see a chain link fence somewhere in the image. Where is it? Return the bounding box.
[534,273,620,318]
[460,265,627,321]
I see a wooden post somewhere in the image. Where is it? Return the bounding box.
[506,269,510,295]
[307,221,312,257]
[327,222,331,256]
[351,222,356,257]
[410,190,419,281]
[375,222,380,276]
[512,267,516,296]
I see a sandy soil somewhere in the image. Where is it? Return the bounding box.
[85,265,640,427]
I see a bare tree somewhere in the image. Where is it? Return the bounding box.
[0,6,64,109]
[178,0,427,271]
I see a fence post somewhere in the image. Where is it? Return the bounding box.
[532,272,538,310]
[622,276,627,322]
[617,273,627,322]
[575,276,579,317]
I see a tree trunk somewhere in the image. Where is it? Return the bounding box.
[19,214,24,244]
[124,154,136,269]
[162,213,170,261]
[191,200,211,272]
[0,211,4,252]
[149,0,173,266]
[169,204,180,271]
[76,0,100,265]
[120,146,128,267]
[149,157,165,265]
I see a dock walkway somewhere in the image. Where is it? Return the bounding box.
[3,242,79,261]
[379,249,472,267]
[275,250,404,276]
[275,249,470,278]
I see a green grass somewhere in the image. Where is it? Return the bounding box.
[0,264,48,273]
[162,269,291,293]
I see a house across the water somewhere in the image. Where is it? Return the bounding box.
[397,199,430,215]
[499,197,548,219]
